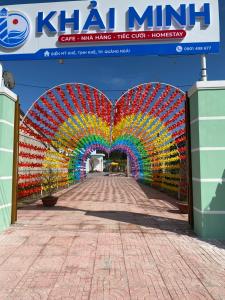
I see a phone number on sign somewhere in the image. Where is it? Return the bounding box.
[184,46,212,51]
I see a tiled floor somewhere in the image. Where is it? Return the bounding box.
[0,177,225,299]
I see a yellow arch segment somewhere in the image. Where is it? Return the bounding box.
[46,113,111,152]
[113,113,164,140]
[113,113,180,165]
[113,113,178,148]
[58,114,110,140]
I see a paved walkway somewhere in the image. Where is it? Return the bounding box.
[1,177,225,300]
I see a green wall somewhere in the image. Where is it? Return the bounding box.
[189,82,225,239]
[0,89,16,232]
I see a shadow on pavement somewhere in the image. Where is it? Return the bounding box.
[86,210,193,234]
[21,204,225,248]
[22,204,193,236]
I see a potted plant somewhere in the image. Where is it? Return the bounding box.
[41,168,58,207]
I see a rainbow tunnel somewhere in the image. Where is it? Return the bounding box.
[18,83,187,200]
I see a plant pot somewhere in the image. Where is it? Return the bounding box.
[41,196,58,207]
[176,201,189,214]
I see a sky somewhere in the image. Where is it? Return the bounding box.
[1,0,225,112]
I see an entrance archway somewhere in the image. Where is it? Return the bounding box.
[18,82,187,202]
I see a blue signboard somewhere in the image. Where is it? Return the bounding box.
[0,0,220,60]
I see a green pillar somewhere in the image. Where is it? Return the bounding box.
[0,87,17,232]
[189,81,225,239]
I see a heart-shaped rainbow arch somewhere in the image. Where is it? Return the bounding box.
[19,82,187,200]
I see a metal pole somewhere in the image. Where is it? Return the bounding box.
[201,54,207,81]
[0,63,3,87]
[185,92,194,228]
[11,98,20,224]
[127,156,130,177]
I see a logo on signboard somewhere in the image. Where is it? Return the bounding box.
[0,8,30,49]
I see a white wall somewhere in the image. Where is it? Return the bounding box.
[86,156,104,172]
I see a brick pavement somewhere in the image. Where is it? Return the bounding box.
[0,177,225,299]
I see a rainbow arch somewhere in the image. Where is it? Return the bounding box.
[19,82,187,200]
